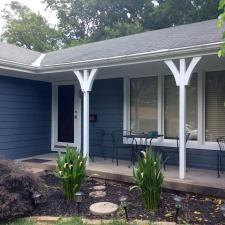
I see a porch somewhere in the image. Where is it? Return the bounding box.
[18,152,225,198]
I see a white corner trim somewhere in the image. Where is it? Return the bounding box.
[31,54,46,67]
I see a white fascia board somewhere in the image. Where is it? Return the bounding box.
[38,42,222,74]
[0,59,36,73]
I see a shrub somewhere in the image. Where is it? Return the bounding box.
[56,146,86,202]
[0,159,44,221]
[133,147,164,210]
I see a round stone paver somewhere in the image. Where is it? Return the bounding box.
[90,202,118,216]
[89,191,106,198]
[93,185,106,191]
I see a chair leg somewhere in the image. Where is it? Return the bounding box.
[116,147,119,166]
[112,146,115,162]
[217,154,221,178]
[220,154,224,174]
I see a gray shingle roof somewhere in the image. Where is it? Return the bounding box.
[41,19,223,67]
[0,42,41,65]
[0,19,223,68]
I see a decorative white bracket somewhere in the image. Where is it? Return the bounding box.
[165,57,201,87]
[74,69,98,93]
[74,68,98,164]
[164,57,201,179]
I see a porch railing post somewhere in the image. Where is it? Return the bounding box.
[74,68,98,165]
[83,91,90,161]
[179,84,186,179]
[164,57,201,179]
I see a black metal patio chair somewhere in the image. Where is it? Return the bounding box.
[111,130,137,166]
[90,129,105,162]
[217,137,225,178]
[160,132,190,170]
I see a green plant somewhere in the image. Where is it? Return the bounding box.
[133,147,164,210]
[56,146,86,202]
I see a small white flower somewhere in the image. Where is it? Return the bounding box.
[59,171,62,175]
[141,172,144,177]
[69,164,73,169]
[79,161,83,167]
[64,163,68,168]
[141,151,146,158]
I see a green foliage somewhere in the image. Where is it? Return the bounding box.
[218,0,225,57]
[133,147,164,211]
[56,146,86,202]
[1,1,62,52]
[104,21,144,39]
[55,217,87,225]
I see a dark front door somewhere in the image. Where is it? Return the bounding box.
[57,85,74,143]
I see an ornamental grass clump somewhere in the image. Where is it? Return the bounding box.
[133,147,164,210]
[56,146,86,202]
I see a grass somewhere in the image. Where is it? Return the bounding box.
[1,218,35,225]
[55,217,87,225]
[1,217,142,225]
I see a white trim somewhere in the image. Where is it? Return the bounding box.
[197,70,203,145]
[157,75,163,138]
[123,77,130,131]
[202,71,206,143]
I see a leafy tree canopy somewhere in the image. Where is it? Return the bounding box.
[1,1,62,52]
[44,0,220,48]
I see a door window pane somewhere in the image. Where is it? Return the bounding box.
[164,75,198,140]
[130,77,157,133]
[58,85,74,143]
[205,71,225,142]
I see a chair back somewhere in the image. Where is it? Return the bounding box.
[90,129,105,146]
[111,130,131,147]
[176,132,190,149]
[217,137,225,152]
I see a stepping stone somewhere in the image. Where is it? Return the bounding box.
[93,185,106,191]
[89,191,106,198]
[90,202,118,216]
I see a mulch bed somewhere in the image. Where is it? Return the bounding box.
[33,171,225,225]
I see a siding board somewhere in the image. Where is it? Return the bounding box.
[0,76,51,159]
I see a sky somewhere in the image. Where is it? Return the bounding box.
[0,0,57,33]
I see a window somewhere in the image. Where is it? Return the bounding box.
[205,71,225,142]
[164,75,198,140]
[130,77,158,133]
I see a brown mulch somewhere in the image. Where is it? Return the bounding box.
[31,171,225,225]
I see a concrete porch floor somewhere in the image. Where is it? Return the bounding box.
[17,152,225,198]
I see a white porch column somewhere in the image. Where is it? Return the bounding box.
[74,69,98,164]
[164,57,201,179]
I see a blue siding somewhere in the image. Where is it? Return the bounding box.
[90,78,129,159]
[0,75,51,159]
[90,77,218,170]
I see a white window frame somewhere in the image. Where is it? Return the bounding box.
[123,70,222,151]
[51,81,81,151]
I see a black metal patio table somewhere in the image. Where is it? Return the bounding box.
[123,132,163,164]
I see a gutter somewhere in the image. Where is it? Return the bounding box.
[0,41,223,75]
[38,42,223,74]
